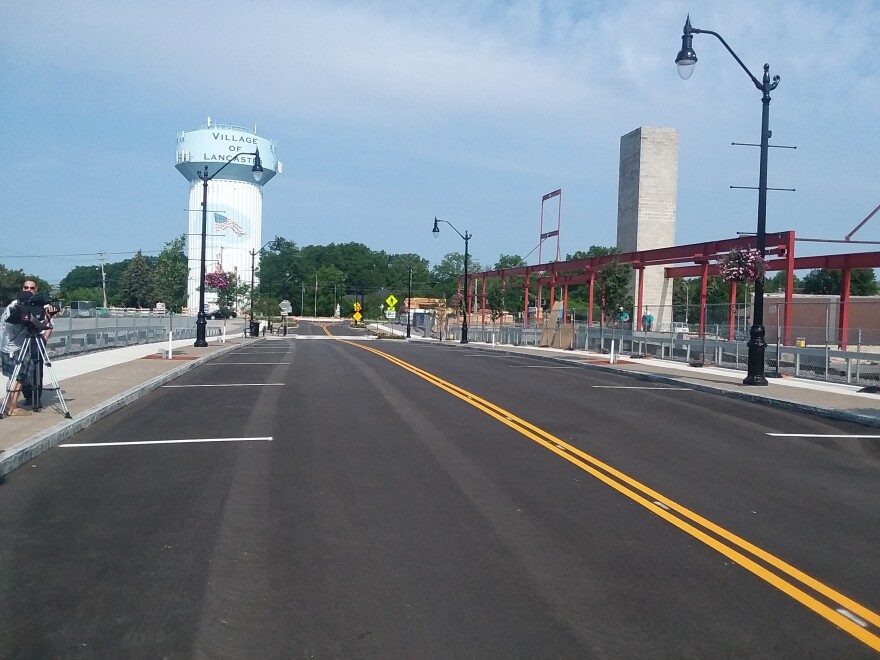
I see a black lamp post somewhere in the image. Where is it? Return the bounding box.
[195,150,263,347]
[249,239,276,337]
[676,16,779,386]
[433,216,471,344]
[390,257,416,338]
[405,263,413,338]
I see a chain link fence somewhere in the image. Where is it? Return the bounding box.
[440,298,880,386]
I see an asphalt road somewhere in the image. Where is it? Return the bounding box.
[1,320,878,658]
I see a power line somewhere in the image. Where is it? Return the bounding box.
[0,249,162,260]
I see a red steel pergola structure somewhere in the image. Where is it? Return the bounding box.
[458,230,880,350]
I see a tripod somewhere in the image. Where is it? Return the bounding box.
[1,333,71,419]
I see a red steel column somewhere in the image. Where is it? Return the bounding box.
[563,284,569,323]
[699,262,709,337]
[588,272,596,326]
[839,268,851,350]
[636,267,645,329]
[481,275,487,327]
[784,232,796,345]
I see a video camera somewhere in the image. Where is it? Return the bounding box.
[5,292,61,332]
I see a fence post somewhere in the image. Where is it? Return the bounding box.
[775,302,781,378]
[856,328,862,382]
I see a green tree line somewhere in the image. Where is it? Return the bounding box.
[2,234,876,319]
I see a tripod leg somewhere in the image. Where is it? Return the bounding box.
[35,337,71,419]
[31,352,43,411]
[1,337,30,418]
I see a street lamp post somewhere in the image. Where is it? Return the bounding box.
[406,264,413,338]
[432,216,471,344]
[195,149,264,347]
[675,16,779,386]
[390,257,416,339]
[249,239,276,338]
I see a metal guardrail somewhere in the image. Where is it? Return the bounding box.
[41,314,224,358]
[446,322,880,386]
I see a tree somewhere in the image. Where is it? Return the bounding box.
[851,269,879,295]
[763,271,804,294]
[802,268,879,296]
[566,246,618,261]
[151,234,188,312]
[801,269,838,295]
[387,254,431,298]
[484,280,506,322]
[314,265,345,316]
[64,287,103,305]
[104,255,155,306]
[594,255,633,320]
[0,264,32,304]
[430,252,482,300]
[564,246,625,311]
[671,277,730,327]
[120,250,153,308]
[493,254,526,270]
[60,265,102,292]
[489,254,526,316]
[672,279,692,323]
[215,270,248,314]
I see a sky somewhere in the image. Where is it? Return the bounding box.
[2,0,879,284]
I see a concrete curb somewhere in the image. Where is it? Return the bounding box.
[426,341,880,430]
[0,341,246,477]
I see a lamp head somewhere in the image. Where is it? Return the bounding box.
[432,217,440,238]
[251,148,264,182]
[675,15,698,80]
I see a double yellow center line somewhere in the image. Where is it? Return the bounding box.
[330,330,880,651]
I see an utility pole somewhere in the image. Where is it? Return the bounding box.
[97,252,108,308]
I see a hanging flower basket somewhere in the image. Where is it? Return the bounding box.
[204,271,229,290]
[719,248,766,283]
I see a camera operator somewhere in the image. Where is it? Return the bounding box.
[1,280,57,416]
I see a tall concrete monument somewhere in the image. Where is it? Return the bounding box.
[616,126,679,329]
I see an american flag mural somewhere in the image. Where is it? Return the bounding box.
[213,213,245,237]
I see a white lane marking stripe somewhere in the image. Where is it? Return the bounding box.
[162,383,285,388]
[592,386,692,390]
[203,362,290,365]
[62,437,273,448]
[767,433,880,439]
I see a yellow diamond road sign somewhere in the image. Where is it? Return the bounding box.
[353,311,362,322]
[385,294,398,309]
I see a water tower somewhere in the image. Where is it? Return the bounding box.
[175,118,281,313]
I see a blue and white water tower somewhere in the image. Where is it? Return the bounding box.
[176,118,281,313]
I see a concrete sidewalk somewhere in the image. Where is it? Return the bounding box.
[0,336,249,477]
